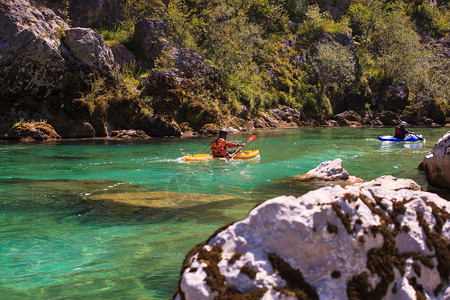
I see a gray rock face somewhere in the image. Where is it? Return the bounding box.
[111,44,137,69]
[67,0,124,28]
[421,131,450,189]
[64,27,114,73]
[0,0,70,98]
[380,81,409,111]
[0,0,115,100]
[133,18,218,82]
[175,176,450,299]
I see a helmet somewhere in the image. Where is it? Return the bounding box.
[400,121,407,126]
[219,129,228,137]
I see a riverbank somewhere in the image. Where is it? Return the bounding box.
[1,112,449,142]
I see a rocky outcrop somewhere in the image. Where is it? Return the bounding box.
[0,0,70,99]
[110,129,150,139]
[269,106,302,125]
[7,121,60,141]
[292,158,364,183]
[333,110,362,126]
[131,115,182,137]
[134,18,218,81]
[0,0,115,101]
[175,177,450,299]
[63,27,114,74]
[379,81,409,112]
[420,131,450,189]
[111,44,137,69]
[133,18,229,130]
[66,0,124,29]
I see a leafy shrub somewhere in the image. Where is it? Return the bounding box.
[407,0,450,38]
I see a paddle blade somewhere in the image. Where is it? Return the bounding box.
[246,135,257,143]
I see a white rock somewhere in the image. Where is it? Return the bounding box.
[421,131,450,189]
[176,177,449,299]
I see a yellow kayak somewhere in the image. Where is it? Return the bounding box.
[183,150,260,161]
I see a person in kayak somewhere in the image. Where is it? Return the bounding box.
[211,129,244,158]
[394,121,414,139]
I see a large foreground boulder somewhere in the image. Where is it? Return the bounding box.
[175,177,449,299]
[421,131,450,189]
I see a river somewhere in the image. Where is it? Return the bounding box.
[0,127,448,299]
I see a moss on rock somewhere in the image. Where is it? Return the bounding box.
[8,121,60,140]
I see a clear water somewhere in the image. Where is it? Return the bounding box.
[1,127,448,299]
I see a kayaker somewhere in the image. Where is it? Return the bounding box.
[394,121,414,139]
[211,129,244,158]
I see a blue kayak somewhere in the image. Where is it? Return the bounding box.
[378,134,423,142]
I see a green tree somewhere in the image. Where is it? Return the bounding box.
[311,41,356,93]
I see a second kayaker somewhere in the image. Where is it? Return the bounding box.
[394,121,414,139]
[211,129,244,158]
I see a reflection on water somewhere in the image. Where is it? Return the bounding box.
[0,127,448,298]
[379,140,424,149]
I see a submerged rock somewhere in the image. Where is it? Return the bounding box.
[174,177,449,299]
[421,131,450,189]
[85,191,234,209]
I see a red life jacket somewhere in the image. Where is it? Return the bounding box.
[395,126,402,136]
[211,138,238,157]
[211,138,228,157]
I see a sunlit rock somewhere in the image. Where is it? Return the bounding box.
[174,177,449,299]
[292,158,363,183]
[355,175,422,191]
[64,27,114,74]
[421,131,450,189]
[7,121,60,141]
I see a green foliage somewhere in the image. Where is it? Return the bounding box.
[158,0,197,49]
[283,0,309,21]
[310,41,356,91]
[64,0,447,124]
[347,0,432,97]
[154,49,176,70]
[96,27,133,47]
[245,0,289,33]
[407,0,450,38]
[296,5,351,48]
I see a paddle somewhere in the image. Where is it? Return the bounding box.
[411,133,423,140]
[407,129,423,141]
[226,135,257,161]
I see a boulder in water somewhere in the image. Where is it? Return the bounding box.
[292,158,363,183]
[420,131,450,189]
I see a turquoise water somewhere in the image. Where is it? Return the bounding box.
[1,127,448,299]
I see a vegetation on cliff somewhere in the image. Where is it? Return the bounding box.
[2,0,449,138]
[96,0,449,124]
